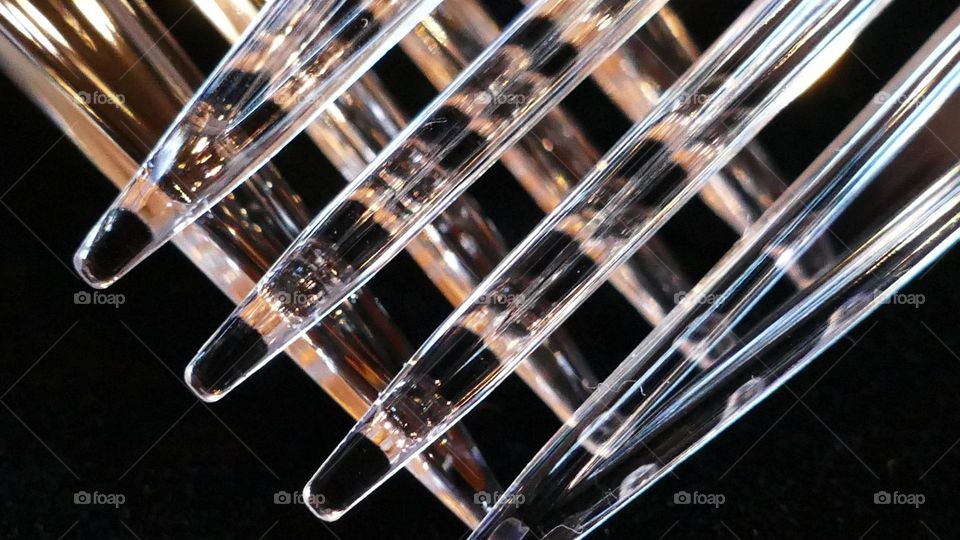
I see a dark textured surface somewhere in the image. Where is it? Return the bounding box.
[2,0,960,539]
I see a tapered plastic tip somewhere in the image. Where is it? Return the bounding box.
[184,317,269,402]
[304,429,393,521]
[74,208,153,288]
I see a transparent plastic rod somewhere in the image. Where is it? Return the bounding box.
[401,0,694,323]
[300,0,889,520]
[470,160,960,540]
[73,0,446,287]
[402,2,827,323]
[554,13,960,463]
[194,0,597,421]
[468,10,960,532]
[400,0,690,325]
[585,8,836,281]
[0,0,499,526]
[186,0,672,407]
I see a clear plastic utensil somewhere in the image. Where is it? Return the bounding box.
[470,159,960,540]
[402,0,694,324]
[468,11,960,533]
[301,0,889,520]
[571,14,960,459]
[585,8,835,281]
[402,2,829,323]
[73,0,446,287]
[192,0,598,420]
[0,0,499,526]
[186,0,673,405]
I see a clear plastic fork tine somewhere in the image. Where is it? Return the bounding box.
[74,0,446,287]
[299,0,889,521]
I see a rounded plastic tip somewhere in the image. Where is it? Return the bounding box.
[301,481,345,522]
[183,361,225,403]
[74,208,153,288]
[73,250,114,289]
[184,317,270,401]
[304,429,394,521]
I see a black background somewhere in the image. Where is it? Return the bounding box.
[3,0,960,538]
